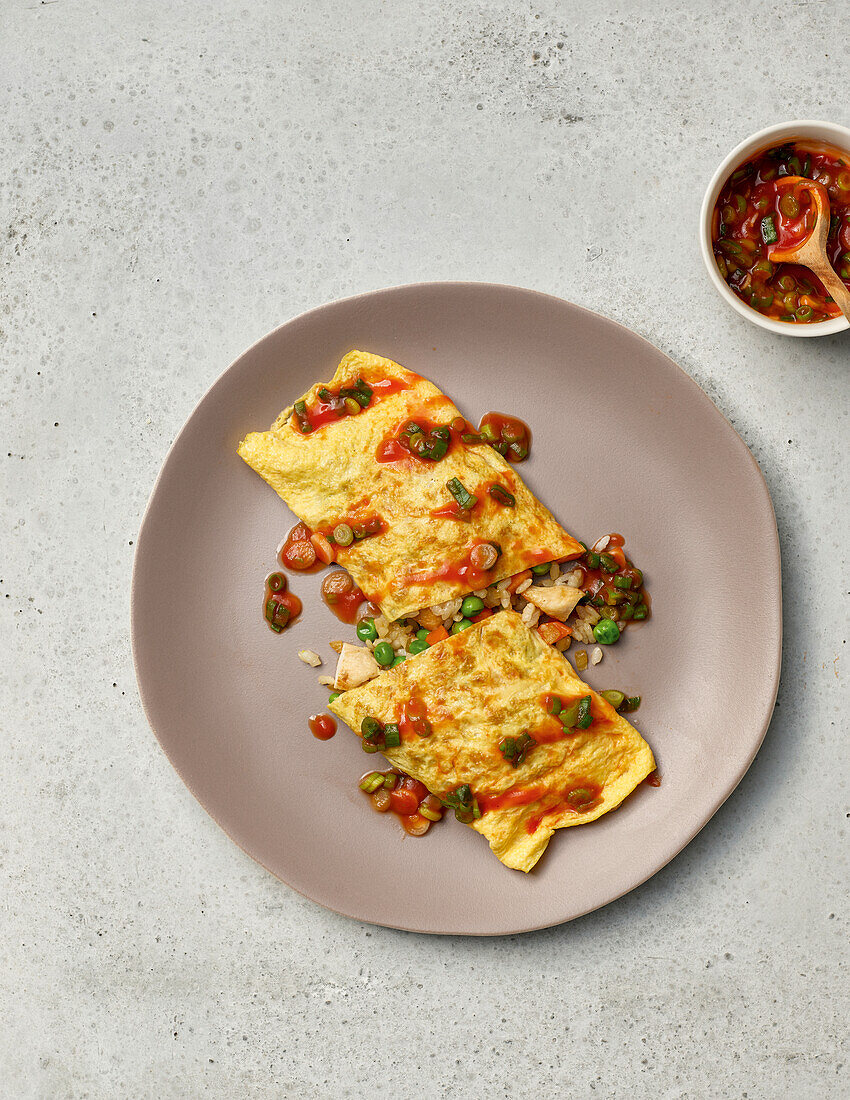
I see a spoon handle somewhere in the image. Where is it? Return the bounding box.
[809,258,850,323]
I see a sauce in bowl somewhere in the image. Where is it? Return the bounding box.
[711,140,850,323]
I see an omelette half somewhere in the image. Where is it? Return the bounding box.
[329,610,655,871]
[237,350,584,621]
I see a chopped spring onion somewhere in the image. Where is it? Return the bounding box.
[499,732,536,768]
[599,553,621,573]
[760,216,778,244]
[382,723,401,748]
[267,572,286,592]
[488,484,516,507]
[546,694,562,715]
[613,576,633,590]
[600,689,626,710]
[622,695,641,712]
[575,695,593,729]
[361,716,383,739]
[632,604,648,621]
[446,477,478,511]
[333,523,354,546]
[585,551,601,569]
[359,772,385,793]
[419,804,442,821]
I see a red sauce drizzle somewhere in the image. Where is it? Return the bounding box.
[294,376,409,434]
[375,413,468,465]
[263,573,302,633]
[399,695,433,740]
[479,412,532,462]
[361,770,442,836]
[525,782,604,834]
[645,771,661,787]
[309,714,337,740]
[320,570,366,623]
[477,784,547,814]
[279,521,324,572]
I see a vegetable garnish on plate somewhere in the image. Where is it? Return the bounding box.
[329,611,655,872]
[711,139,850,322]
[237,350,584,622]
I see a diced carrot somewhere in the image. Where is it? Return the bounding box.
[425,626,449,645]
[310,532,336,564]
[506,570,532,594]
[537,621,573,645]
[471,608,492,623]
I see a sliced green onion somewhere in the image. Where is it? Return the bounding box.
[462,432,484,444]
[622,695,641,712]
[427,439,449,461]
[359,772,385,793]
[560,700,581,729]
[631,604,648,621]
[760,216,778,244]
[600,689,626,710]
[383,773,398,789]
[267,572,286,592]
[328,691,341,703]
[361,741,380,754]
[333,523,353,546]
[546,695,562,715]
[585,551,600,569]
[599,553,621,573]
[575,695,593,729]
[613,575,633,590]
[779,193,800,218]
[446,477,478,511]
[383,723,401,748]
[419,805,442,821]
[343,397,361,415]
[293,400,306,415]
[734,193,746,214]
[264,598,278,624]
[361,716,383,739]
[488,484,516,507]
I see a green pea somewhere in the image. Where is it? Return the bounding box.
[416,628,429,641]
[408,638,429,655]
[461,595,484,616]
[391,655,406,667]
[451,618,473,634]
[531,562,551,575]
[373,641,395,666]
[328,691,341,704]
[356,618,378,642]
[593,619,620,645]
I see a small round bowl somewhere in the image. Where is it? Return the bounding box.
[699,119,850,337]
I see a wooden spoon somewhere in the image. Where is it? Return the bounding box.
[768,177,850,322]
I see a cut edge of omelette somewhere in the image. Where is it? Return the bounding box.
[329,610,655,872]
[237,350,584,622]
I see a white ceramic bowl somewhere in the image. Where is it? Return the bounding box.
[699,119,850,337]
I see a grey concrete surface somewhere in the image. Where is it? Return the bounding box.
[2,0,848,1096]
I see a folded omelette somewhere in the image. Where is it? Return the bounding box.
[238,350,583,621]
[329,610,655,871]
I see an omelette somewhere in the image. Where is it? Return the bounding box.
[238,350,584,622]
[329,610,655,871]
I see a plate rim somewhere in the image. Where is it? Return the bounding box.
[130,280,783,935]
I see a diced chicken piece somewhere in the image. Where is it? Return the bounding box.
[523,585,584,622]
[334,643,380,690]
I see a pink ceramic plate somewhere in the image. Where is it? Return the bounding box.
[131,283,781,935]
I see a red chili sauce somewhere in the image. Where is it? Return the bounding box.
[279,521,324,572]
[308,714,337,740]
[645,771,662,788]
[359,769,444,836]
[478,412,531,462]
[262,572,302,633]
[398,695,433,740]
[279,516,385,576]
[291,376,410,434]
[570,533,649,624]
[712,140,850,322]
[525,782,603,834]
[375,414,465,464]
[320,570,366,623]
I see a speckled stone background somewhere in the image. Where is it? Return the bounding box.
[2,0,848,1096]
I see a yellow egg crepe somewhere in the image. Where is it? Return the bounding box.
[329,610,655,871]
[237,350,583,622]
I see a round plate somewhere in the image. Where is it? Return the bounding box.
[131,283,781,935]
